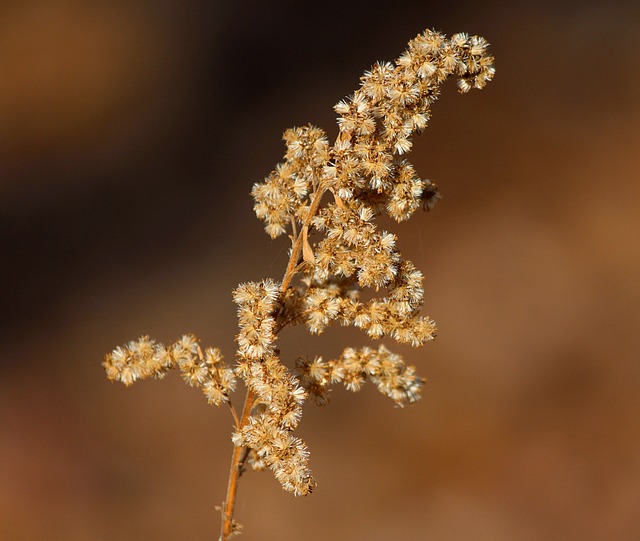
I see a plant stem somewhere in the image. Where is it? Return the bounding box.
[219,183,327,539]
[281,184,327,292]
[219,388,255,541]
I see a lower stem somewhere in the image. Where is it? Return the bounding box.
[219,388,255,541]
[219,183,326,538]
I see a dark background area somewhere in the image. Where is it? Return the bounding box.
[2,1,639,540]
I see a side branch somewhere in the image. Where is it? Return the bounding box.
[281,184,327,292]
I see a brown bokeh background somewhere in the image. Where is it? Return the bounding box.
[2,1,639,540]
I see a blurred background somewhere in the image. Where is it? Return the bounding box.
[2,1,639,540]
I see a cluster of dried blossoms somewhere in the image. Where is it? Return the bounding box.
[104,334,236,405]
[103,28,494,538]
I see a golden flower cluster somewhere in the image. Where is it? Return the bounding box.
[103,27,494,538]
[296,344,423,407]
[240,29,493,493]
[232,280,315,495]
[103,335,236,406]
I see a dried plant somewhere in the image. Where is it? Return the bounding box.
[103,28,494,540]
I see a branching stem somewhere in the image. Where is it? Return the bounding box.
[219,183,327,539]
[281,184,326,292]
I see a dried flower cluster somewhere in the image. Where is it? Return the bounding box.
[231,279,314,495]
[296,344,423,406]
[103,334,236,406]
[103,28,494,540]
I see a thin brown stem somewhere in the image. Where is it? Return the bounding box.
[219,388,255,541]
[219,183,327,539]
[227,401,240,430]
[281,184,327,292]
